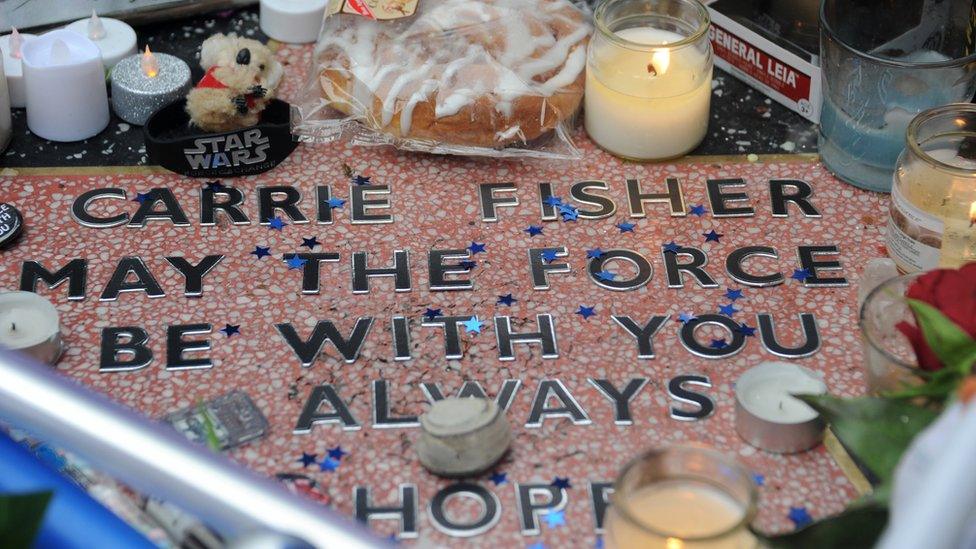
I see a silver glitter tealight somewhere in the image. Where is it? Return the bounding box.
[110,51,191,125]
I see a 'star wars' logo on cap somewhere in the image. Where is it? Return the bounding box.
[183,129,271,170]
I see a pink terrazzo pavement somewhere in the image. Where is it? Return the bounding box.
[0,43,889,547]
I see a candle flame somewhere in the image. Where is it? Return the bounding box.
[647,49,670,77]
[969,201,975,227]
[141,45,159,78]
[9,28,24,60]
[88,9,107,40]
[665,538,684,549]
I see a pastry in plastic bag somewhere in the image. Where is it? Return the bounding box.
[294,0,591,158]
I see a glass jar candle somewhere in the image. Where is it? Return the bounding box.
[887,104,976,272]
[585,0,712,161]
[859,273,923,394]
[604,445,758,549]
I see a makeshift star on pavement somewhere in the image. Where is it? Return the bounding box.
[725,288,744,301]
[689,204,707,217]
[468,241,487,254]
[497,294,517,306]
[327,197,346,209]
[423,308,442,321]
[250,246,271,259]
[219,324,240,337]
[268,217,287,230]
[576,306,596,319]
[525,225,544,236]
[791,269,811,282]
[718,303,739,317]
[462,316,483,333]
[586,248,604,259]
[301,237,320,249]
[788,506,812,529]
[551,477,572,490]
[319,458,340,472]
[297,452,317,467]
[490,472,508,485]
[327,446,347,461]
[616,221,635,233]
[703,229,723,242]
[545,510,566,528]
[663,241,681,253]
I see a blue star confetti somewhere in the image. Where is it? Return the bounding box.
[725,288,744,301]
[468,241,487,254]
[678,312,697,324]
[462,316,483,334]
[286,256,308,270]
[219,324,240,337]
[586,248,604,259]
[689,204,707,217]
[551,477,572,490]
[544,510,566,528]
[528,543,546,549]
[319,458,340,472]
[490,472,508,485]
[541,250,559,263]
[543,196,564,207]
[497,294,517,306]
[616,221,635,233]
[710,338,728,349]
[250,246,271,259]
[703,229,723,243]
[525,225,544,236]
[133,191,153,204]
[353,175,371,185]
[560,207,579,222]
[297,452,317,467]
[327,446,347,461]
[753,473,765,486]
[302,237,320,249]
[595,537,605,549]
[268,217,287,231]
[791,268,811,282]
[576,305,596,319]
[595,271,616,282]
[423,308,442,321]
[204,180,225,192]
[327,197,346,209]
[788,506,812,529]
[718,303,739,317]
[459,260,477,270]
[737,323,757,337]
[663,241,681,253]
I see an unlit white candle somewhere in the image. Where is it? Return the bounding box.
[0,29,37,108]
[260,0,329,44]
[22,29,110,142]
[0,291,60,351]
[585,27,711,160]
[0,56,10,152]
[65,11,137,69]
[736,362,827,423]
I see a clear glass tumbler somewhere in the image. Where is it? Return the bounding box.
[859,273,924,394]
[604,445,758,549]
[818,0,976,192]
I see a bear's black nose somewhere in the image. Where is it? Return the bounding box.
[236,48,251,65]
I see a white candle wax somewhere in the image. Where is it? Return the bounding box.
[0,30,38,108]
[606,480,755,548]
[585,27,712,160]
[0,291,62,365]
[736,362,827,423]
[260,0,329,44]
[22,29,110,142]
[65,12,137,70]
[0,53,10,152]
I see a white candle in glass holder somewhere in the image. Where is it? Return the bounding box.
[1,28,37,108]
[65,10,137,70]
[0,291,63,365]
[22,29,110,142]
[585,27,712,160]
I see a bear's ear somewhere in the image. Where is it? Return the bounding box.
[200,33,231,69]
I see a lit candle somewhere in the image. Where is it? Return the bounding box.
[0,291,63,366]
[0,28,37,108]
[605,445,757,549]
[65,10,137,70]
[259,0,329,44]
[21,30,110,142]
[585,0,712,161]
[110,46,191,125]
[734,362,827,454]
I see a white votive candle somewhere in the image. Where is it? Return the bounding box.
[735,361,828,453]
[0,54,10,152]
[65,11,137,70]
[0,29,37,108]
[0,291,63,365]
[260,0,329,44]
[22,29,110,142]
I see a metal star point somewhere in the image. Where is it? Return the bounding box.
[219,324,240,337]
[497,293,517,306]
[268,217,287,231]
[327,197,346,209]
[689,204,707,217]
[423,308,442,321]
[703,229,724,242]
[297,452,317,467]
[616,221,635,233]
[286,255,308,270]
[576,306,596,319]
[718,303,739,317]
[327,446,347,461]
[462,316,483,334]
[663,241,681,253]
[586,248,604,259]
[725,288,744,301]
[301,237,320,250]
[468,241,487,254]
[250,246,271,259]
[525,225,544,236]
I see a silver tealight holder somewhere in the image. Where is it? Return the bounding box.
[111,47,191,125]
[0,291,63,366]
[734,361,828,454]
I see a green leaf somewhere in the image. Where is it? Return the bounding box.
[907,299,976,375]
[758,503,888,549]
[0,491,53,549]
[197,400,222,452]
[884,368,962,401]
[800,395,938,483]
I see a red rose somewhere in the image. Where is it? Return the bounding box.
[896,263,976,371]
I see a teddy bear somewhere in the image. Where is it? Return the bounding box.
[185,33,284,133]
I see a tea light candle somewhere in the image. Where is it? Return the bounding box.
[0,291,63,365]
[111,47,191,125]
[0,29,37,108]
[735,361,827,453]
[65,11,137,70]
[585,0,712,161]
[22,30,110,142]
[260,0,329,44]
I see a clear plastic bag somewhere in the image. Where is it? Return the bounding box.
[292,0,592,160]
